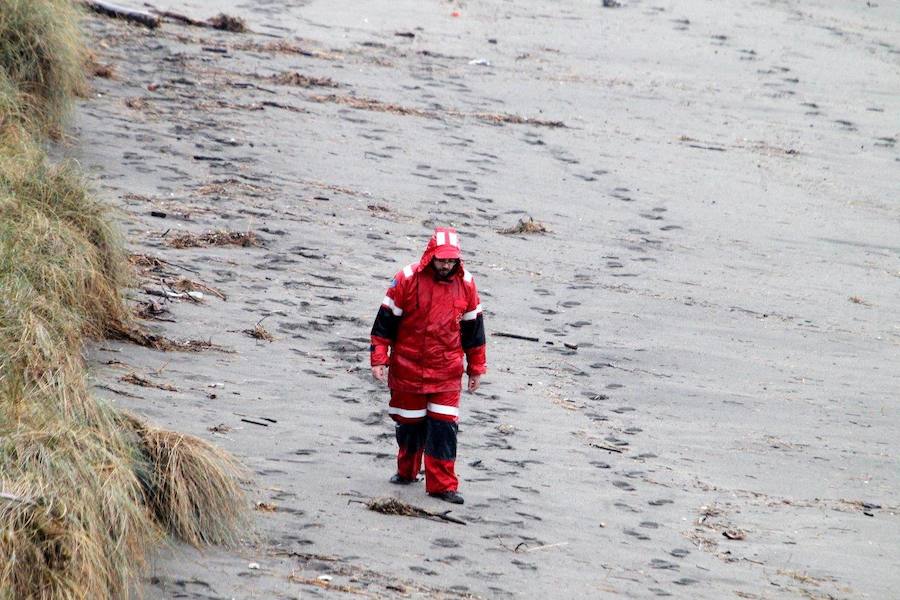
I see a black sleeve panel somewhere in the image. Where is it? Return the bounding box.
[460,314,486,349]
[371,305,401,340]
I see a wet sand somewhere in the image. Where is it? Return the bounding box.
[76,0,898,598]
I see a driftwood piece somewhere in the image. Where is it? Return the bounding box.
[82,1,160,28]
[494,331,540,343]
[360,497,466,525]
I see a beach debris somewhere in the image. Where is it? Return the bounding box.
[83,1,160,28]
[308,93,565,128]
[207,13,247,32]
[134,299,173,321]
[288,573,364,593]
[395,31,416,38]
[167,229,260,249]
[144,286,203,303]
[494,331,540,342]
[86,52,116,78]
[243,318,275,342]
[170,278,227,300]
[232,39,341,60]
[119,372,177,392]
[588,441,626,454]
[147,7,247,32]
[240,418,269,427]
[468,58,492,66]
[208,423,232,433]
[362,497,466,525]
[514,541,569,553]
[255,501,278,512]
[722,529,747,540]
[112,326,233,353]
[498,217,549,234]
[269,72,339,88]
[849,295,871,306]
[248,562,260,570]
[603,0,623,7]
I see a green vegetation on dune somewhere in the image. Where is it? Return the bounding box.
[0,0,86,134]
[0,2,247,598]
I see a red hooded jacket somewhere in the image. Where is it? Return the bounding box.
[370,228,487,393]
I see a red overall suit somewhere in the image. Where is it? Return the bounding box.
[370,227,487,493]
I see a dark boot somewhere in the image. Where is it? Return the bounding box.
[429,490,464,505]
[389,473,417,485]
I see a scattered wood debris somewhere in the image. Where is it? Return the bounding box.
[498,217,549,235]
[194,179,270,197]
[208,423,232,433]
[468,111,565,127]
[167,230,260,248]
[231,40,341,60]
[363,497,466,525]
[170,277,227,300]
[849,295,871,306]
[119,372,177,391]
[113,327,233,353]
[255,501,278,512]
[288,573,366,595]
[269,72,339,88]
[149,7,247,32]
[308,93,565,128]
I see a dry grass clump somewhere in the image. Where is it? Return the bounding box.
[0,426,160,600]
[498,216,550,234]
[120,415,247,546]
[0,0,87,134]
[167,229,260,248]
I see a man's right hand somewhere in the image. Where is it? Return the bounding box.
[372,365,387,383]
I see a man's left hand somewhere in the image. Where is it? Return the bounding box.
[467,374,482,393]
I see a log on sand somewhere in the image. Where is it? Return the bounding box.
[82,1,160,29]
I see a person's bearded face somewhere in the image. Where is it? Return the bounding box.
[433,257,459,279]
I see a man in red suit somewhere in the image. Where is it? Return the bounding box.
[370,227,487,504]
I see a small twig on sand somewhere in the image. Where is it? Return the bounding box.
[494,332,540,343]
[589,441,625,454]
[514,541,569,553]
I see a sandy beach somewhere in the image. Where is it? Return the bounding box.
[74,0,899,598]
